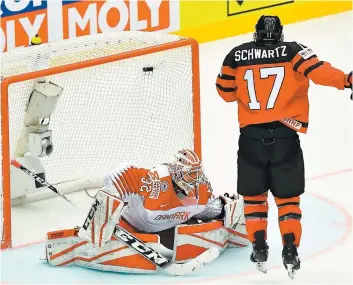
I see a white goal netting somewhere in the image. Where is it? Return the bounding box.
[1,31,199,248]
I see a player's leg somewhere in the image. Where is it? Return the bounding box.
[269,135,304,278]
[237,133,270,273]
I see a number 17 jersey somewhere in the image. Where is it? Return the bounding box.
[216,41,347,133]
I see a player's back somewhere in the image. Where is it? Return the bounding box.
[216,38,348,133]
[228,41,311,130]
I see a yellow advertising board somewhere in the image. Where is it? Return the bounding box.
[0,0,351,52]
[175,1,352,43]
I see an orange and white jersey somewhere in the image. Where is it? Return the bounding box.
[103,164,221,233]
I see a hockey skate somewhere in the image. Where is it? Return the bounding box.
[250,230,269,274]
[282,233,300,279]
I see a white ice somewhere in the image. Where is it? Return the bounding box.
[1,11,352,284]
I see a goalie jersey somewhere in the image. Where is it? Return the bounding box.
[103,164,222,233]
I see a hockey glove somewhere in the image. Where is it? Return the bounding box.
[219,193,243,229]
[220,194,249,247]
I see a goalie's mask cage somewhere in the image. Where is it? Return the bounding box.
[1,31,201,249]
[171,149,205,205]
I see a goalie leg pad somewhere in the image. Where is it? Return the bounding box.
[227,227,250,247]
[46,228,160,274]
[78,190,126,247]
[173,220,228,263]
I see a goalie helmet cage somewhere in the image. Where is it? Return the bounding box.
[0,31,201,249]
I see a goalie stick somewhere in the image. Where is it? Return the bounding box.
[10,159,75,206]
[10,159,220,276]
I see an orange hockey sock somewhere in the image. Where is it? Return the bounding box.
[243,192,269,243]
[275,196,302,247]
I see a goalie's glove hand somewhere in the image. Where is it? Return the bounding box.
[221,192,238,203]
[219,193,243,229]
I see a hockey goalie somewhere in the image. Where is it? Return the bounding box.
[45,149,249,274]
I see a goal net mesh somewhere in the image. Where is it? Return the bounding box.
[1,31,198,247]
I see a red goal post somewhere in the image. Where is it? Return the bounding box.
[1,32,201,249]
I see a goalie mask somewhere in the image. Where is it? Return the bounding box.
[169,149,205,205]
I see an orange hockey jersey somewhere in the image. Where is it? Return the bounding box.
[216,41,348,133]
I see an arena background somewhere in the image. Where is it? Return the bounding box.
[1,1,352,284]
[1,0,351,52]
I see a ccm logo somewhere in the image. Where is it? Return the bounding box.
[82,199,100,230]
[115,228,169,266]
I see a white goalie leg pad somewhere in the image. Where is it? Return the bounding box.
[173,220,227,263]
[78,190,126,247]
[46,228,160,274]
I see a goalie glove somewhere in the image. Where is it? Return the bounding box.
[220,193,244,229]
[220,193,249,247]
[78,190,126,247]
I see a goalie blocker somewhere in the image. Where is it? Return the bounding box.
[45,191,249,274]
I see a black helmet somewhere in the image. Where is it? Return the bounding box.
[254,15,283,45]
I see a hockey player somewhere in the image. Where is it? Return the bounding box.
[45,149,249,274]
[216,15,352,279]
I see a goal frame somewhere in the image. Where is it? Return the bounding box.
[1,38,201,249]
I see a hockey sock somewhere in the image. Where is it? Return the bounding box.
[275,196,302,247]
[243,192,269,243]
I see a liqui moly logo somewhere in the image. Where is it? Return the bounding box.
[0,0,180,52]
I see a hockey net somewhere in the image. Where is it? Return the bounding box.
[0,31,200,249]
